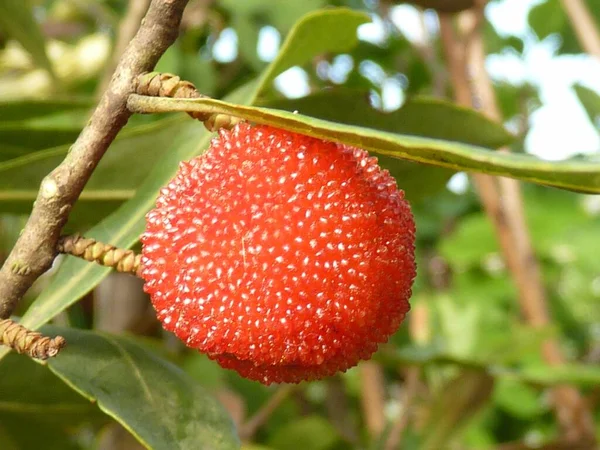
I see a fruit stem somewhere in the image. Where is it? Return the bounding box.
[0,319,65,360]
[133,72,240,131]
[57,234,142,276]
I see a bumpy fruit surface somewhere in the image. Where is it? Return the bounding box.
[141,123,416,384]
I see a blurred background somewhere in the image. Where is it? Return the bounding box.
[0,0,599,449]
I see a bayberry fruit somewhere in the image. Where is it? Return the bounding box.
[141,123,416,384]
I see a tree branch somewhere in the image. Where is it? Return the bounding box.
[560,0,600,59]
[239,385,294,441]
[464,4,596,443]
[359,361,387,437]
[440,5,596,444]
[0,0,189,320]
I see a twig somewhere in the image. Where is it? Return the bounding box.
[57,235,142,276]
[441,5,596,443]
[359,361,387,437]
[0,0,190,321]
[98,0,152,94]
[384,367,420,450]
[560,0,600,59]
[324,377,360,444]
[239,385,294,440]
[0,319,65,360]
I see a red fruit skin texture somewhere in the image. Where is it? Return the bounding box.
[141,123,416,385]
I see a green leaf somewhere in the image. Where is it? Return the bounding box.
[43,326,239,450]
[128,95,600,194]
[0,418,81,450]
[419,370,494,450]
[262,89,513,148]
[483,20,524,54]
[493,378,543,419]
[573,83,600,126]
[221,0,328,71]
[528,0,600,55]
[0,353,102,423]
[0,116,188,225]
[267,416,339,450]
[0,353,105,450]
[0,98,93,123]
[0,124,82,151]
[518,363,600,387]
[0,0,56,78]
[438,213,498,267]
[253,8,370,101]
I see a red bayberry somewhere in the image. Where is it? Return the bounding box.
[141,123,416,384]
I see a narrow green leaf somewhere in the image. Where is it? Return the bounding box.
[573,84,600,126]
[44,326,239,450]
[0,116,187,225]
[420,371,494,450]
[378,343,600,387]
[127,95,600,194]
[262,89,514,148]
[0,143,33,162]
[519,363,600,387]
[0,98,93,123]
[0,0,55,78]
[253,8,370,101]
[0,124,82,151]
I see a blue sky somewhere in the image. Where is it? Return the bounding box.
[213,0,600,163]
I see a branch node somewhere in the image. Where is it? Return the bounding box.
[0,319,65,360]
[58,234,142,276]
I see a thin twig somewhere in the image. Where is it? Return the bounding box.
[98,0,152,94]
[0,319,65,360]
[384,367,420,450]
[239,385,294,441]
[560,0,600,59]
[324,377,360,445]
[441,5,596,444]
[359,361,387,437]
[57,235,142,276]
[0,0,190,321]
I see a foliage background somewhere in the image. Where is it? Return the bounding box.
[0,0,599,449]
